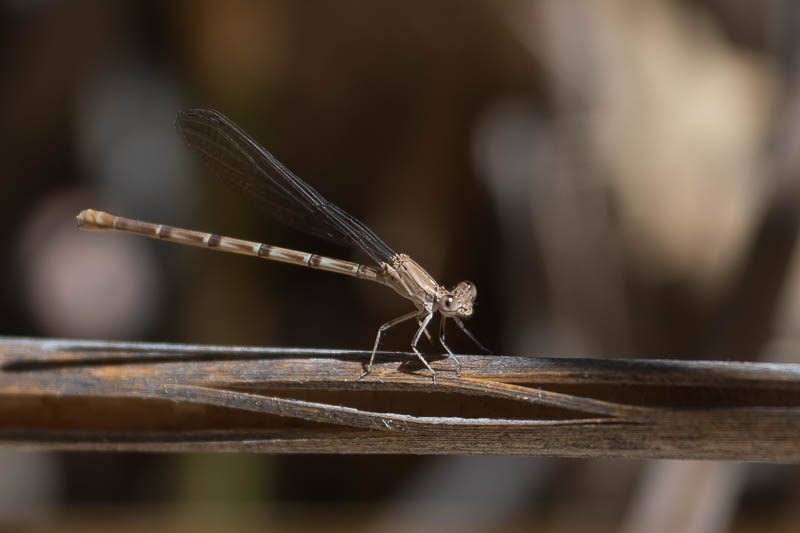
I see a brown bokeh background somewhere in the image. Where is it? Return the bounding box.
[2,1,800,531]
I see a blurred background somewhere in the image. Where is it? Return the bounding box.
[2,0,800,531]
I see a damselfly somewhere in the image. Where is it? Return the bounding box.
[77,109,487,382]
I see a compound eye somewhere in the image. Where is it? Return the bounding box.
[442,296,455,311]
[463,281,477,299]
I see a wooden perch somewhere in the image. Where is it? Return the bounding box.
[1,336,799,460]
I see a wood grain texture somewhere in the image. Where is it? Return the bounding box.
[1,337,799,459]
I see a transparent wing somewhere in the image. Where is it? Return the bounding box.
[175,108,396,265]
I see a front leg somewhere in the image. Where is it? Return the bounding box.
[439,316,463,373]
[454,317,491,354]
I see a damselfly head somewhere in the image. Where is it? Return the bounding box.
[438,281,477,318]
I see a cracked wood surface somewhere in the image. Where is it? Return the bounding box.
[1,337,799,459]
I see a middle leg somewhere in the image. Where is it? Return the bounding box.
[359,309,424,380]
[410,311,437,382]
